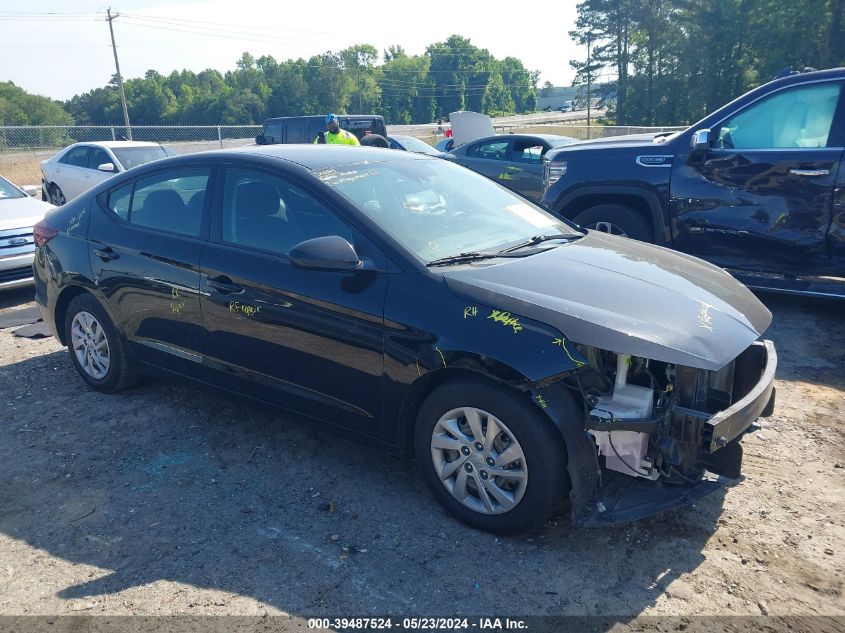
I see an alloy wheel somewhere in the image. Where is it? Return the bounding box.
[50,186,66,206]
[589,221,628,237]
[70,311,111,380]
[430,407,528,515]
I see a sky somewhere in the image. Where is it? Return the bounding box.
[0,1,587,102]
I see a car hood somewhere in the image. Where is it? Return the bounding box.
[0,197,53,231]
[443,231,771,370]
[549,132,679,154]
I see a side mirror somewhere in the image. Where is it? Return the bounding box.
[98,162,117,173]
[20,185,39,197]
[255,134,265,145]
[690,129,710,152]
[289,235,361,272]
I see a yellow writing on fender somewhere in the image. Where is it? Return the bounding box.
[488,309,522,333]
[229,301,260,317]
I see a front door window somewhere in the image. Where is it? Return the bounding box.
[715,82,841,149]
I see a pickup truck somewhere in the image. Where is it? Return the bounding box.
[541,67,845,298]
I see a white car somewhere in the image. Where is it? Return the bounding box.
[41,141,169,206]
[0,175,54,290]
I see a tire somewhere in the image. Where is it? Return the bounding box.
[414,377,569,535]
[64,293,140,393]
[573,203,653,242]
[49,184,66,206]
[360,133,390,148]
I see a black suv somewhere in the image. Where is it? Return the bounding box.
[255,115,387,145]
[541,68,845,298]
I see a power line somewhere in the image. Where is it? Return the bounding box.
[120,12,342,36]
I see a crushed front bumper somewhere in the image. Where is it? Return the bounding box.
[569,339,777,527]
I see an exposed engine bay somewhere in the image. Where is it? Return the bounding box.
[570,341,777,487]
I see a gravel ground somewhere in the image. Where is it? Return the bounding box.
[0,286,842,626]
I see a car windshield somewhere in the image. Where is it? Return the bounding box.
[395,137,440,155]
[111,146,168,170]
[316,158,580,263]
[548,136,578,147]
[0,176,26,201]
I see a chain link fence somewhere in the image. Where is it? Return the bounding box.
[1,123,686,198]
[0,125,262,192]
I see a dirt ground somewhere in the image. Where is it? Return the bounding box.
[0,286,842,627]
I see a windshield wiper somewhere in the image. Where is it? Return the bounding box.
[426,252,502,267]
[426,249,537,267]
[498,233,580,253]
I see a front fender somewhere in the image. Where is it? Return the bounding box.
[381,273,588,447]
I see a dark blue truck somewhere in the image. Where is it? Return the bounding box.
[541,68,845,298]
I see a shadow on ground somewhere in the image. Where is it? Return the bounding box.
[0,347,725,617]
[758,294,844,391]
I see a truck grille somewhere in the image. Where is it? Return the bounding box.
[0,266,32,284]
[0,227,35,257]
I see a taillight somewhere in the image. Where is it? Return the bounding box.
[33,219,58,247]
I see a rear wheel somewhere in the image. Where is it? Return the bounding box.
[49,184,66,206]
[573,203,653,242]
[414,377,568,534]
[64,293,140,393]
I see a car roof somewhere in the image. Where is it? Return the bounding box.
[226,144,431,171]
[72,141,163,149]
[265,114,384,122]
[464,134,566,144]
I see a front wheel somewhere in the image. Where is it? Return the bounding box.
[573,203,653,242]
[414,378,569,534]
[64,293,140,393]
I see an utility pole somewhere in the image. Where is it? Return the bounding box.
[106,8,132,140]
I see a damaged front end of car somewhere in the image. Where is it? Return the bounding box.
[537,339,776,527]
[442,230,779,527]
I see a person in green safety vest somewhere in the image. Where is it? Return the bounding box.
[314,113,360,145]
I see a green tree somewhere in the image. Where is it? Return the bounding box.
[0,81,72,125]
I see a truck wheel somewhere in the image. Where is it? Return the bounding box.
[414,377,569,535]
[573,204,653,242]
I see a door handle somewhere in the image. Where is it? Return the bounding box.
[94,247,119,261]
[207,276,243,294]
[789,168,830,177]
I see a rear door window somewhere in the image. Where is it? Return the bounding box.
[106,168,211,237]
[264,122,283,143]
[308,120,326,143]
[285,120,306,143]
[510,140,544,163]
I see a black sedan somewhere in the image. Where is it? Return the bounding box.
[443,133,578,202]
[33,146,776,534]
